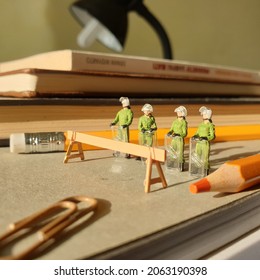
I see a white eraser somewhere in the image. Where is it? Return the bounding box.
[10,133,26,153]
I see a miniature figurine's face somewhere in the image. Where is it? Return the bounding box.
[144,110,151,116]
[177,111,183,117]
[121,100,129,108]
[202,112,209,121]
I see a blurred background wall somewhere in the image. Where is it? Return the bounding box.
[0,0,259,70]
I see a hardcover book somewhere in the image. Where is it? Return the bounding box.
[0,50,259,97]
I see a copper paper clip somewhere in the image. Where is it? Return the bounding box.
[0,196,98,260]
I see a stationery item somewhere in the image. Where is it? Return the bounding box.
[190,154,260,193]
[10,132,66,153]
[0,68,213,98]
[1,49,259,82]
[9,131,120,153]
[1,68,260,98]
[0,196,98,260]
[9,124,260,153]
[0,49,260,98]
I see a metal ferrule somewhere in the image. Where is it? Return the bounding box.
[24,132,65,153]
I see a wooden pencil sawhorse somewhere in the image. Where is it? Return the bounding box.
[64,131,167,193]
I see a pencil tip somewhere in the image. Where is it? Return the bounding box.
[190,178,211,193]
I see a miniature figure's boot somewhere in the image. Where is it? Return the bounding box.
[179,163,184,172]
[113,151,120,157]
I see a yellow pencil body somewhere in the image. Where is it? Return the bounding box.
[190,154,260,193]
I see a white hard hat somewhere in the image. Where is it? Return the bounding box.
[204,109,212,119]
[199,106,207,114]
[174,106,187,117]
[141,104,153,113]
[199,106,212,119]
[119,97,130,107]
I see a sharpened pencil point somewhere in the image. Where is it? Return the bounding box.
[190,178,211,193]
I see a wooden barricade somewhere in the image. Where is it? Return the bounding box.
[64,131,167,193]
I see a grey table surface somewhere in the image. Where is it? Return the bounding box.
[0,139,259,259]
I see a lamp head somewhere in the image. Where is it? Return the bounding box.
[70,0,173,59]
[70,0,128,52]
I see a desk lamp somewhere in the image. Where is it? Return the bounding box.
[70,0,173,59]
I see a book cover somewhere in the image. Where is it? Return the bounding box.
[1,49,259,84]
[0,68,260,98]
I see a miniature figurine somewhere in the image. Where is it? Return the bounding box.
[165,106,188,171]
[189,106,215,176]
[138,103,157,147]
[110,97,133,158]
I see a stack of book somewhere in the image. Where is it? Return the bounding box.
[0,51,260,260]
[0,49,260,98]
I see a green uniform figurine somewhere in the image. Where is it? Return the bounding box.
[166,106,188,171]
[192,106,215,173]
[110,97,133,158]
[138,104,157,147]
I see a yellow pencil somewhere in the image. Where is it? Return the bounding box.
[190,154,260,193]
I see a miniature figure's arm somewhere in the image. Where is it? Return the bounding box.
[167,121,175,136]
[192,126,200,139]
[138,117,145,132]
[125,109,134,127]
[150,117,157,131]
[110,111,120,126]
[181,122,188,138]
[171,120,187,138]
[207,123,216,141]
[167,130,173,136]
[179,121,188,138]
